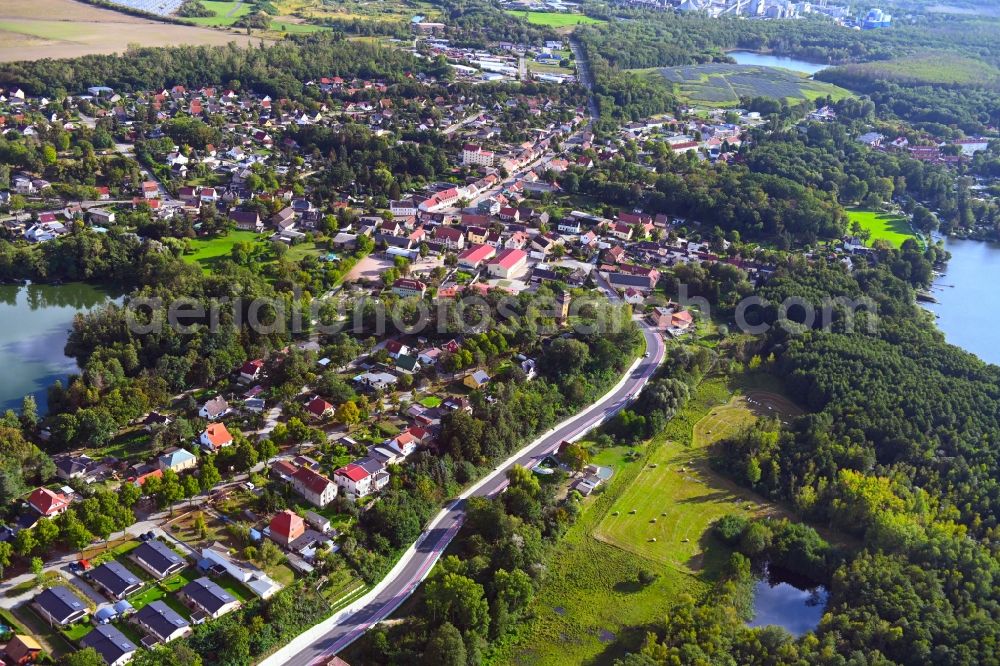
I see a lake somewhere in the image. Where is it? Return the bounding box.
[748,568,828,636]
[0,282,118,413]
[728,50,829,76]
[924,237,1000,366]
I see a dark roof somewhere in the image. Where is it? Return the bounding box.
[180,577,237,615]
[135,600,189,639]
[132,540,184,576]
[34,585,86,623]
[81,624,137,664]
[90,561,143,598]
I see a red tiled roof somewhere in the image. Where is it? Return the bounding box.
[203,423,232,448]
[336,464,368,482]
[269,509,304,539]
[292,467,334,494]
[28,487,69,515]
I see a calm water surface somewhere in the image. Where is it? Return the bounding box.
[0,282,118,412]
[728,51,829,75]
[924,237,1000,366]
[748,569,828,636]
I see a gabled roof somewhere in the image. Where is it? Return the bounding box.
[269,510,305,539]
[135,600,189,639]
[28,487,70,515]
[336,463,369,483]
[132,540,184,576]
[34,585,86,623]
[159,448,196,468]
[81,624,137,664]
[306,396,333,417]
[202,423,232,448]
[292,467,334,494]
[181,577,238,615]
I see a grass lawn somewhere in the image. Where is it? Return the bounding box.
[60,619,93,643]
[505,10,604,26]
[265,563,296,587]
[14,607,75,657]
[184,0,251,27]
[847,207,920,248]
[182,230,266,272]
[418,395,442,408]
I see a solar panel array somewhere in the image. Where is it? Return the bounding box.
[106,0,185,17]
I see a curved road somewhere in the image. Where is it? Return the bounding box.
[269,316,665,666]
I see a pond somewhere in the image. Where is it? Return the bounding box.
[728,51,830,76]
[0,282,119,413]
[748,567,828,636]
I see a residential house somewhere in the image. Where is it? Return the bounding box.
[395,353,421,374]
[464,370,490,390]
[391,278,427,298]
[384,339,410,359]
[88,208,116,226]
[305,396,334,420]
[134,600,191,644]
[199,543,281,599]
[432,225,465,250]
[268,510,305,547]
[239,359,264,383]
[198,396,230,420]
[334,460,389,499]
[33,586,87,626]
[230,210,263,233]
[89,561,143,600]
[290,467,338,508]
[158,448,197,474]
[54,454,93,481]
[462,144,495,167]
[304,511,332,533]
[141,181,159,199]
[179,577,240,620]
[199,423,233,452]
[130,540,185,580]
[80,624,137,666]
[28,487,70,516]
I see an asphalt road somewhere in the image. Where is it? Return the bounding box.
[277,319,666,666]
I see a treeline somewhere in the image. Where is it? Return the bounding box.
[425,0,554,48]
[0,34,430,99]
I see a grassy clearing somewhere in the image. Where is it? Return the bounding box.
[419,395,442,408]
[847,207,919,248]
[182,230,265,272]
[504,10,604,26]
[184,0,251,26]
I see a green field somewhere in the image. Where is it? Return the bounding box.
[505,10,604,26]
[824,51,1000,87]
[847,208,919,248]
[652,63,852,108]
[183,0,251,26]
[182,230,266,272]
[419,395,442,408]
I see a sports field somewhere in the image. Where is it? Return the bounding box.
[592,380,801,572]
[0,0,261,62]
[847,208,920,248]
[505,10,605,26]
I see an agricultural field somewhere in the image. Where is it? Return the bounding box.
[653,63,852,108]
[0,0,261,63]
[847,207,920,248]
[504,10,605,27]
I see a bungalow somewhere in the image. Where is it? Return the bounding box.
[464,369,491,390]
[54,454,94,481]
[608,222,634,241]
[305,396,334,420]
[89,561,143,600]
[607,271,658,292]
[179,577,240,620]
[290,467,338,508]
[457,244,496,270]
[88,208,116,226]
[270,207,296,230]
[384,339,410,359]
[134,600,191,644]
[354,371,398,392]
[28,487,70,516]
[81,624,137,666]
[33,586,87,626]
[199,423,233,452]
[199,543,281,599]
[198,396,230,420]
[268,510,305,547]
[487,248,527,279]
[131,540,185,580]
[158,448,198,474]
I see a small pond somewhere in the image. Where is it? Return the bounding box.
[747,566,828,636]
